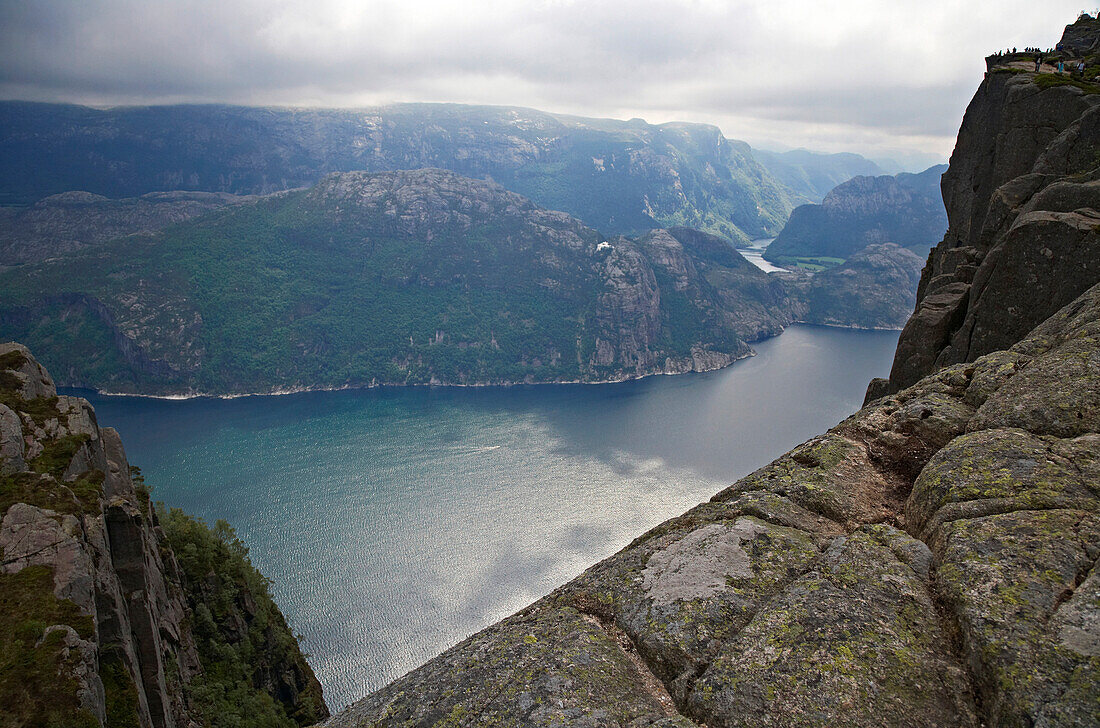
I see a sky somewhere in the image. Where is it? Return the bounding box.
[0,0,1089,169]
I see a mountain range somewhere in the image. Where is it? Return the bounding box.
[0,169,792,394]
[0,163,940,396]
[764,164,948,264]
[2,102,811,244]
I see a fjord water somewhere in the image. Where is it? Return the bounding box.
[80,325,899,710]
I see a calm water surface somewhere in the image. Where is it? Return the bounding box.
[79,325,899,710]
[741,237,785,273]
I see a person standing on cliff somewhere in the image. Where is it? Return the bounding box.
[1058,60,1065,73]
[1035,54,1042,71]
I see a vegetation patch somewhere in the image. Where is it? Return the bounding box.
[0,349,29,373]
[1033,73,1100,94]
[159,507,327,727]
[0,468,103,517]
[0,391,61,427]
[100,647,142,728]
[130,466,151,510]
[30,433,91,479]
[0,565,98,728]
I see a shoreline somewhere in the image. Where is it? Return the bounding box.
[77,322,904,401]
[85,350,758,401]
[791,320,907,332]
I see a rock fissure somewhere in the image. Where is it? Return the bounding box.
[0,535,72,567]
[925,560,987,722]
[575,611,690,724]
[1053,516,1100,614]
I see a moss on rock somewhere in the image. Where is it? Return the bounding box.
[934,509,1100,726]
[684,526,977,728]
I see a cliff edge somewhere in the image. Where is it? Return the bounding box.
[879,20,1100,395]
[0,343,328,727]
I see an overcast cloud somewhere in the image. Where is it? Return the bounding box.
[0,0,1088,167]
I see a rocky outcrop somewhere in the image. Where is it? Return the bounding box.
[782,242,926,329]
[324,274,1100,728]
[1058,14,1100,56]
[764,164,947,263]
[0,190,250,267]
[592,243,664,371]
[0,343,327,727]
[886,20,1100,392]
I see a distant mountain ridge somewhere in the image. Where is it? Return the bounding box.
[0,190,252,266]
[752,148,886,202]
[0,101,806,244]
[780,243,926,329]
[0,169,805,395]
[0,166,926,396]
[764,164,948,263]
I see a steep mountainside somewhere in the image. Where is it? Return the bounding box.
[752,148,885,202]
[0,190,250,267]
[881,26,1100,394]
[781,242,925,329]
[0,343,327,728]
[764,164,948,263]
[0,169,800,395]
[0,102,798,243]
[323,19,1100,728]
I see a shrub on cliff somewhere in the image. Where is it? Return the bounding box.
[159,508,328,728]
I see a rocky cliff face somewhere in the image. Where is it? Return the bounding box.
[0,190,251,267]
[324,262,1100,728]
[0,343,327,727]
[764,164,947,263]
[884,22,1100,393]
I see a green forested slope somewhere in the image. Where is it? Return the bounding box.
[0,169,789,395]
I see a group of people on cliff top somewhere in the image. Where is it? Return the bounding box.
[990,46,1055,59]
[988,44,1091,79]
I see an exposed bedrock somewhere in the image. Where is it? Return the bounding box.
[0,342,327,727]
[886,67,1100,392]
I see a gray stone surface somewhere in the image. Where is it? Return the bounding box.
[0,341,57,399]
[888,62,1100,391]
[0,402,24,474]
